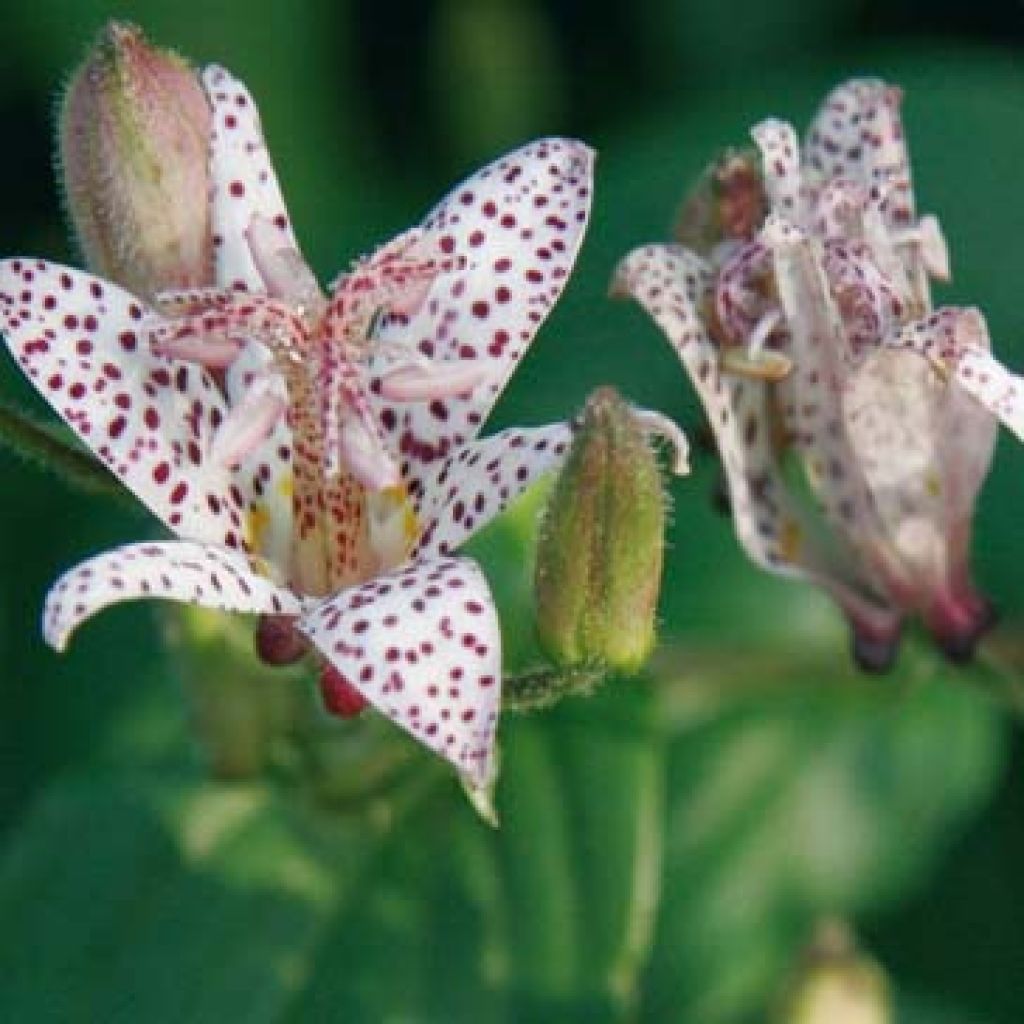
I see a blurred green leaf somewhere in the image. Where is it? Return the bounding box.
[641,642,1007,1023]
[898,992,996,1024]
[0,638,1006,1023]
[0,776,371,1023]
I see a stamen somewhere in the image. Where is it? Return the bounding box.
[334,417,402,490]
[378,361,487,401]
[150,321,244,369]
[246,215,325,317]
[209,374,288,468]
[720,345,793,382]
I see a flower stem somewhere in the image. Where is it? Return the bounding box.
[0,398,129,502]
[503,664,608,712]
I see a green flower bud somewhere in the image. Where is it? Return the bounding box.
[776,921,893,1024]
[58,21,212,299]
[534,388,667,675]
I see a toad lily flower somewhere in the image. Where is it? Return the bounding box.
[614,78,1019,666]
[0,63,594,789]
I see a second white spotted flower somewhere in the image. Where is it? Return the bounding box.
[0,63,594,789]
[615,79,1021,665]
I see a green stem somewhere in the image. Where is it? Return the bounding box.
[503,664,608,712]
[0,398,129,502]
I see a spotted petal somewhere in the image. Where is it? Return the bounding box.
[203,66,301,562]
[803,79,915,228]
[890,306,1024,442]
[204,65,298,294]
[44,540,302,652]
[612,242,897,635]
[412,423,573,558]
[298,556,501,787]
[369,138,594,458]
[751,119,804,222]
[843,346,997,594]
[0,259,251,548]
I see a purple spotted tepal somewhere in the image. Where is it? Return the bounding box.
[615,78,1019,667]
[0,61,594,791]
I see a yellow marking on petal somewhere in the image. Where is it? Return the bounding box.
[245,502,272,555]
[779,519,802,562]
[367,484,421,571]
[925,472,942,498]
[277,472,294,499]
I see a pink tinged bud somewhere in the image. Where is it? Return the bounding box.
[59,21,212,300]
[319,664,370,718]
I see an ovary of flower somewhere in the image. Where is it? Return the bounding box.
[0,62,595,789]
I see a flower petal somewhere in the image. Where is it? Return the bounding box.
[750,118,804,221]
[203,67,309,564]
[298,556,501,787]
[0,259,248,548]
[612,242,897,634]
[44,540,302,652]
[761,219,889,538]
[369,138,594,459]
[203,65,298,293]
[843,346,996,589]
[890,306,1024,442]
[411,423,573,558]
[803,79,914,228]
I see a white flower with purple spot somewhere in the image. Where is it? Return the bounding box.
[615,78,1018,665]
[0,63,594,790]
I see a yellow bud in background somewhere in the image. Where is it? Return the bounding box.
[776,921,893,1024]
[58,21,212,299]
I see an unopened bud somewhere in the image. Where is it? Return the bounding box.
[674,148,765,254]
[59,21,212,299]
[776,921,893,1024]
[255,613,310,666]
[534,388,667,675]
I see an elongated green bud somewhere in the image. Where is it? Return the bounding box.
[59,21,212,299]
[534,388,667,675]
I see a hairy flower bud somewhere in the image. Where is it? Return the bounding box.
[534,388,666,674]
[58,21,212,299]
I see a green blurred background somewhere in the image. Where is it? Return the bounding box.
[1,0,1023,1021]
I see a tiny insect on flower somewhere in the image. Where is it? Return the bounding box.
[0,60,595,792]
[615,78,1020,667]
